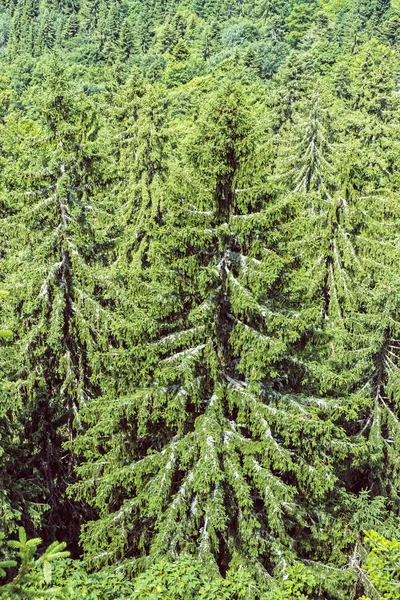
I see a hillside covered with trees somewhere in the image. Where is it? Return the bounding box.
[1,0,400,597]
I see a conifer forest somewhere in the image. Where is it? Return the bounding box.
[3,0,400,597]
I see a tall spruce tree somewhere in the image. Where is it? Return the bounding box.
[337,43,400,508]
[0,57,114,546]
[73,84,356,589]
[118,83,169,272]
[276,60,400,529]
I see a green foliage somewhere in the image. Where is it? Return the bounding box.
[361,531,400,599]
[0,291,11,339]
[0,528,138,599]
[70,81,359,600]
[0,54,117,543]
[285,3,317,46]
[263,564,331,600]
[1,0,400,598]
[130,556,254,599]
[0,527,69,598]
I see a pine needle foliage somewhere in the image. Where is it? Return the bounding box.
[0,527,69,599]
[277,61,400,526]
[117,81,170,273]
[73,84,356,582]
[0,56,115,544]
[2,0,400,594]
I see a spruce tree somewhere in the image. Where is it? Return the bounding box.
[118,17,134,59]
[336,43,400,508]
[73,84,356,585]
[37,8,56,52]
[0,57,114,545]
[272,51,315,130]
[276,64,400,530]
[109,79,168,277]
[78,0,100,31]
[102,2,122,57]
[170,37,189,61]
[1,0,400,595]
[64,13,80,39]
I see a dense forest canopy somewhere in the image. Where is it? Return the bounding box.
[1,0,400,597]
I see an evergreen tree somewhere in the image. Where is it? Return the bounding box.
[0,291,20,536]
[272,51,315,129]
[276,92,335,197]
[285,2,317,46]
[276,69,400,529]
[155,18,177,53]
[134,13,153,53]
[192,0,204,17]
[102,1,122,55]
[334,43,400,511]
[383,9,400,52]
[170,37,189,61]
[117,83,169,271]
[78,0,100,31]
[118,17,134,59]
[1,0,400,594]
[6,6,22,58]
[73,84,355,590]
[37,9,56,52]
[64,13,80,38]
[0,57,115,545]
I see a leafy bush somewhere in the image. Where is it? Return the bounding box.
[361,531,400,599]
[51,561,135,599]
[0,529,134,599]
[130,556,255,599]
